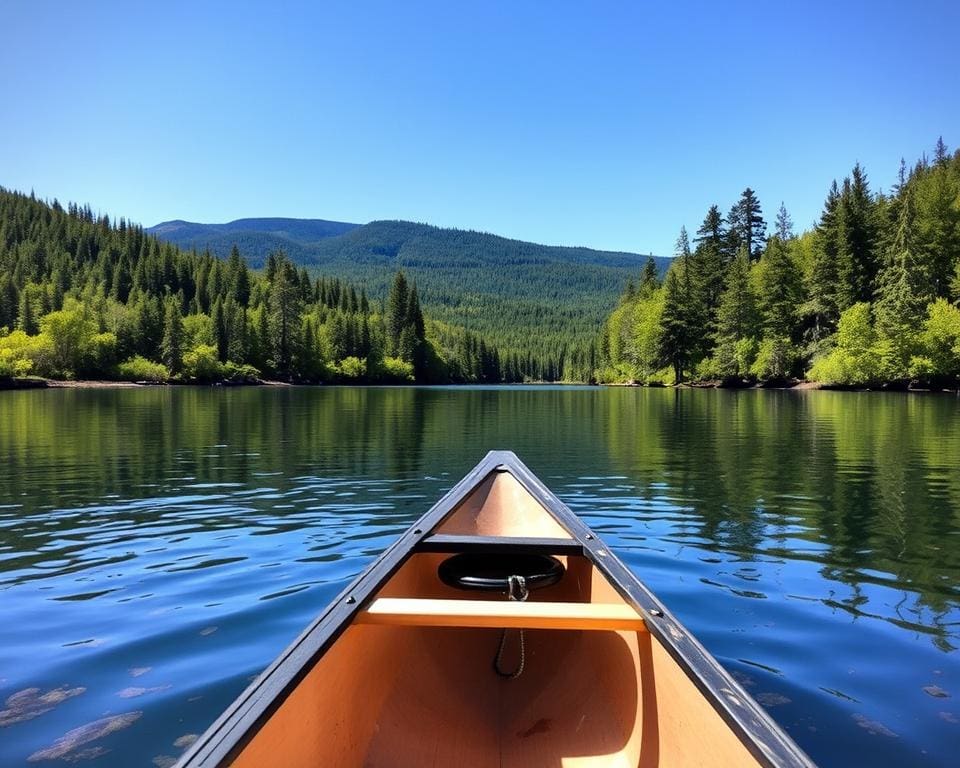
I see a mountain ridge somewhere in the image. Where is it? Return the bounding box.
[147,216,670,356]
[148,217,360,249]
[147,216,660,267]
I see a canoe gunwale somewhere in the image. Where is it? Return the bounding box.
[497,454,815,768]
[176,450,815,768]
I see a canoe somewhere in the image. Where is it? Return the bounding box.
[178,451,814,768]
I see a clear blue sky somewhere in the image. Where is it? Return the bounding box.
[2,1,957,257]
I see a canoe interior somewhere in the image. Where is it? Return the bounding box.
[228,470,766,767]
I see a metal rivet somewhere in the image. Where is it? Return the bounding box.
[414,529,422,534]
[585,534,594,540]
[650,608,663,617]
[346,596,356,604]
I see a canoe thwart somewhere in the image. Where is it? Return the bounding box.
[416,533,584,555]
[356,597,648,631]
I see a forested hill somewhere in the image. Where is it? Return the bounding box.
[149,217,669,362]
[0,189,579,384]
[149,217,361,267]
[598,137,960,389]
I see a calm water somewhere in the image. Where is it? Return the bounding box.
[0,386,958,766]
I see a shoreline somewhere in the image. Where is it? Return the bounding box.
[2,377,957,394]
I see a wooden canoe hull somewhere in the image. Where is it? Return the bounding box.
[177,451,814,768]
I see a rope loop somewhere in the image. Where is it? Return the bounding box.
[494,574,527,679]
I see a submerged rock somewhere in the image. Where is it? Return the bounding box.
[117,685,170,699]
[128,667,152,678]
[28,711,142,762]
[852,713,898,738]
[0,686,86,727]
[756,692,792,707]
[64,746,109,762]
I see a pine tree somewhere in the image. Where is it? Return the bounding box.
[195,259,210,313]
[775,202,794,240]
[268,258,302,377]
[0,275,16,329]
[657,230,699,382]
[835,165,879,309]
[134,295,163,357]
[228,246,251,305]
[405,283,426,377]
[915,138,960,298]
[328,313,348,360]
[211,298,227,362]
[875,189,930,378]
[359,314,372,358]
[639,257,659,294]
[934,135,948,167]
[694,204,726,254]
[690,205,727,338]
[265,252,280,283]
[807,181,842,336]
[206,259,224,308]
[759,235,802,339]
[385,271,410,356]
[714,250,759,375]
[726,189,767,261]
[111,255,132,302]
[17,288,38,335]
[398,325,418,365]
[225,298,246,362]
[406,284,425,339]
[675,225,691,259]
[160,298,184,373]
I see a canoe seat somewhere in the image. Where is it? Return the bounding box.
[357,598,648,632]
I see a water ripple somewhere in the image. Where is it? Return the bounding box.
[0,387,957,767]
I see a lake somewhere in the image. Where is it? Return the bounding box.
[0,386,958,766]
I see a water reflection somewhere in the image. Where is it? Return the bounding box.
[0,386,957,766]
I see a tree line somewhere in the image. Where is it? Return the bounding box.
[599,138,960,388]
[0,189,565,383]
[206,218,647,377]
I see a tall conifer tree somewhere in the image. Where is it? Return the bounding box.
[875,189,929,377]
[269,258,302,377]
[726,189,767,261]
[835,165,879,309]
[714,250,758,375]
[807,181,842,336]
[384,271,410,357]
[658,229,699,382]
[690,204,727,339]
[160,298,184,373]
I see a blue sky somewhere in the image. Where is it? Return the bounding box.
[2,1,957,256]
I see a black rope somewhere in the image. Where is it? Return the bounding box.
[493,575,527,679]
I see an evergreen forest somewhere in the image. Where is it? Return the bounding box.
[3,138,959,389]
[150,218,670,376]
[599,138,960,389]
[0,189,557,384]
